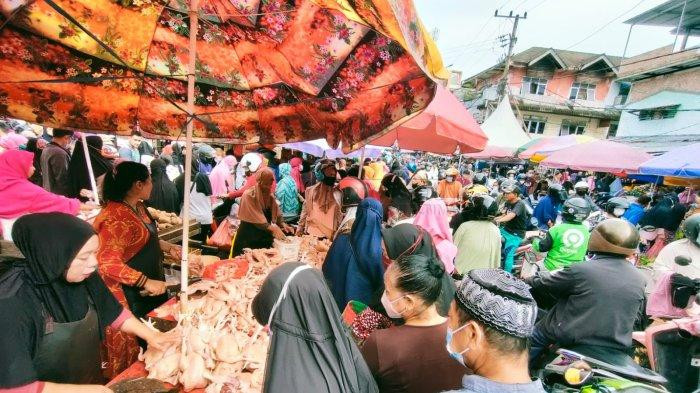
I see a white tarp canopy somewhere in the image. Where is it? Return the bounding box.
[479,95,531,149]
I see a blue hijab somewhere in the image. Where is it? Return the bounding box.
[275,163,300,217]
[322,198,384,310]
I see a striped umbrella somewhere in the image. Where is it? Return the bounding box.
[520,135,597,162]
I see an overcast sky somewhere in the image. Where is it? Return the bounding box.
[414,0,699,78]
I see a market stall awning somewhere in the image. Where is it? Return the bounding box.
[520,135,597,162]
[362,84,488,154]
[281,138,384,159]
[0,0,446,147]
[464,95,530,159]
[515,136,554,157]
[540,140,652,173]
[638,142,700,178]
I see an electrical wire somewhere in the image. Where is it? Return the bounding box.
[565,0,647,50]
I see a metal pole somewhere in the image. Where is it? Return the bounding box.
[622,24,634,58]
[495,10,525,98]
[80,133,100,205]
[180,0,199,306]
[358,147,366,179]
[673,0,688,50]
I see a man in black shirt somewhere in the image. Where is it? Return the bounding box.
[495,181,528,273]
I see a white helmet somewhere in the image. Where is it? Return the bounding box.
[240,152,263,173]
[574,181,589,190]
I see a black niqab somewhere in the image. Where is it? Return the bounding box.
[68,135,113,198]
[147,158,179,214]
[252,263,378,393]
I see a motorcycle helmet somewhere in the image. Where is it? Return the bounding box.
[500,179,520,195]
[605,197,630,218]
[548,183,567,202]
[338,176,367,210]
[683,214,700,247]
[574,181,589,192]
[314,159,337,184]
[196,143,216,165]
[562,197,592,223]
[240,152,263,173]
[473,173,487,185]
[470,194,499,220]
[588,218,639,256]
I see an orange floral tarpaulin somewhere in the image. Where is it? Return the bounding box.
[0,0,446,148]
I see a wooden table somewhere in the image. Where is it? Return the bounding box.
[158,220,201,243]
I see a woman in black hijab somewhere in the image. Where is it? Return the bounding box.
[25,137,44,186]
[380,223,454,316]
[147,158,179,214]
[68,135,113,199]
[0,213,170,390]
[380,174,413,226]
[252,262,379,393]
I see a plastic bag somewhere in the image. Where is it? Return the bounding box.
[207,217,235,248]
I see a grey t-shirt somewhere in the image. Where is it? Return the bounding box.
[444,375,547,393]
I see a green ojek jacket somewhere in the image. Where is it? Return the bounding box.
[533,222,590,271]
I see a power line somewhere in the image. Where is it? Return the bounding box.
[527,0,551,11]
[565,0,647,50]
[448,0,514,66]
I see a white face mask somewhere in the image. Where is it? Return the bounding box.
[381,291,405,319]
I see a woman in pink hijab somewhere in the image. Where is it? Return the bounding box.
[0,150,83,240]
[0,132,28,151]
[289,157,305,194]
[209,155,237,196]
[412,198,457,273]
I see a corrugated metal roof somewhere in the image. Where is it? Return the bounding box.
[624,0,700,32]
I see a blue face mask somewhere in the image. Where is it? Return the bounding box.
[445,324,469,367]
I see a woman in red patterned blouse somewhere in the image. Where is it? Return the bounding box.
[94,161,182,379]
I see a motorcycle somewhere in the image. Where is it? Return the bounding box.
[514,217,546,279]
[537,346,669,392]
[633,269,700,393]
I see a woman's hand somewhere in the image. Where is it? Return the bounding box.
[79,189,94,199]
[144,330,178,351]
[281,223,294,234]
[167,245,182,260]
[143,279,167,296]
[79,202,99,211]
[269,224,286,240]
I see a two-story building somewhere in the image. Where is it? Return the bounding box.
[464,47,624,139]
[612,0,700,154]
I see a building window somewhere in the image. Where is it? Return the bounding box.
[569,82,596,100]
[638,105,680,121]
[524,118,546,134]
[521,77,547,95]
[607,122,618,138]
[560,120,586,135]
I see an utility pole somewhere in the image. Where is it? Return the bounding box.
[495,10,526,98]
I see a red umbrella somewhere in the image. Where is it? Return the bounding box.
[362,85,488,154]
[540,140,652,173]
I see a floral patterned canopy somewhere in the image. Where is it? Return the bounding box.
[0,0,446,148]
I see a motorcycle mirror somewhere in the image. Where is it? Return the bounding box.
[675,255,692,267]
